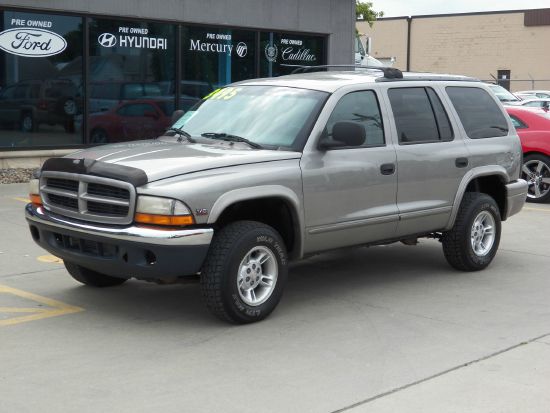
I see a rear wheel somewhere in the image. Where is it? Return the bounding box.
[64,261,127,287]
[442,192,501,271]
[521,153,550,203]
[90,128,108,144]
[21,113,35,133]
[200,221,288,324]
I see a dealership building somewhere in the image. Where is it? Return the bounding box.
[357,8,550,92]
[0,0,354,167]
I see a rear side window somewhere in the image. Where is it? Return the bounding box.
[509,114,527,129]
[388,87,453,144]
[446,87,509,139]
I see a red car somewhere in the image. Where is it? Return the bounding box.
[89,99,174,144]
[506,106,550,203]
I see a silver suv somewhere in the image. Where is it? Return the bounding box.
[26,67,528,323]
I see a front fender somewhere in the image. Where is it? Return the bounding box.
[208,185,305,259]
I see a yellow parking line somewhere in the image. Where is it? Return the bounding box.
[0,307,49,313]
[12,197,30,203]
[0,284,84,327]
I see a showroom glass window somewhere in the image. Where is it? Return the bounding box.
[260,32,326,77]
[0,11,83,148]
[88,18,176,144]
[181,26,255,111]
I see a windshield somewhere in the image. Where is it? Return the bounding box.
[171,85,328,150]
[488,84,520,102]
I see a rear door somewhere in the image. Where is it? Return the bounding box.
[385,86,470,236]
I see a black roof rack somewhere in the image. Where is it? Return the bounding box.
[281,64,403,79]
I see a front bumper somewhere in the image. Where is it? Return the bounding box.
[25,204,213,280]
[505,179,528,219]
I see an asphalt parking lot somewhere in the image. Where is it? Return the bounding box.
[1,182,549,413]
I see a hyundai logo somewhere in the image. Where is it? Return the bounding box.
[98,33,117,48]
[236,42,247,58]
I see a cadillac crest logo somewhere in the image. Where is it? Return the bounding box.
[265,43,278,62]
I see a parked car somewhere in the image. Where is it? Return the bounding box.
[517,98,550,110]
[0,79,78,132]
[515,90,550,100]
[27,68,527,323]
[89,81,164,113]
[487,84,522,105]
[506,106,550,203]
[89,99,174,143]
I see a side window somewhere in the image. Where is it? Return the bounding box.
[118,103,155,117]
[388,87,453,144]
[524,101,542,108]
[446,87,509,139]
[326,90,384,147]
[509,115,527,129]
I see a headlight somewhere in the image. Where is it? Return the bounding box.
[135,196,194,226]
[29,179,42,206]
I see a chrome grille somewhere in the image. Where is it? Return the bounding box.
[40,171,136,225]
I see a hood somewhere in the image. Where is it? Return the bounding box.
[66,139,301,182]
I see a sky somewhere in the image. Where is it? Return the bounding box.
[370,0,550,17]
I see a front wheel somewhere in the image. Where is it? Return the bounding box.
[442,192,501,271]
[200,221,288,324]
[64,261,127,287]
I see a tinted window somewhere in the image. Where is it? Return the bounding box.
[89,18,176,143]
[326,90,384,147]
[0,11,83,148]
[447,87,509,139]
[260,32,326,77]
[388,87,452,144]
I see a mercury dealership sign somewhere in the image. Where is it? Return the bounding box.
[0,27,67,57]
[189,33,248,57]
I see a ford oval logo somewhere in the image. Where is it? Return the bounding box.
[98,33,117,48]
[0,28,67,57]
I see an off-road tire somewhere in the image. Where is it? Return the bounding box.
[64,261,127,287]
[442,192,501,271]
[200,221,288,324]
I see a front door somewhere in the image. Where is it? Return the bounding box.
[301,89,399,254]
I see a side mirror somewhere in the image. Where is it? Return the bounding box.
[318,121,366,150]
[171,109,185,124]
[542,102,549,112]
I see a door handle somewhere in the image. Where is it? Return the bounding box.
[455,157,469,168]
[380,163,395,175]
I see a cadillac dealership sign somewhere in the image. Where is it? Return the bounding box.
[0,28,67,57]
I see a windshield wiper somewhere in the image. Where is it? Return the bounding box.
[166,127,196,143]
[201,132,263,149]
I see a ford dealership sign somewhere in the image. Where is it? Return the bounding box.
[0,28,67,57]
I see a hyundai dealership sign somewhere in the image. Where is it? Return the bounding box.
[0,28,67,57]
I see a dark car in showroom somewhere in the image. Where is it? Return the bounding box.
[89,99,174,143]
[0,78,78,133]
[506,106,550,203]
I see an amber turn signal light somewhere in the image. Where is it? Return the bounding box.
[134,213,194,226]
[29,193,42,206]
